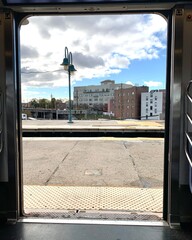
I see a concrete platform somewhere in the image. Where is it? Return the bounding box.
[22,120,165,137]
[23,137,164,187]
[22,137,164,219]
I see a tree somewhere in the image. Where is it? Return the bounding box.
[30,98,39,108]
[50,97,56,109]
[39,98,50,108]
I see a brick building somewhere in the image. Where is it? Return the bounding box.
[111,86,149,119]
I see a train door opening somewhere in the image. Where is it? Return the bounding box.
[20,14,167,221]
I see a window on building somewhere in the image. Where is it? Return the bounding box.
[150,106,153,110]
[146,97,148,101]
[146,108,148,113]
[150,99,153,104]
[132,92,135,95]
[155,109,157,113]
[150,93,153,98]
[146,102,148,107]
[155,96,157,100]
[150,112,153,116]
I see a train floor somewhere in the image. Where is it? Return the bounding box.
[0,222,192,240]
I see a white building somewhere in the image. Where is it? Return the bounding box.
[141,90,166,120]
[73,80,132,110]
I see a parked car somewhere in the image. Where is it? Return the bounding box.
[22,113,27,120]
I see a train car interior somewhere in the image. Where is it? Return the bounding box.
[1,0,192,239]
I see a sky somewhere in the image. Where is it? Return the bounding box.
[20,14,167,102]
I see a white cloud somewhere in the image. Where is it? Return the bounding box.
[20,14,167,91]
[144,81,162,87]
[126,81,134,85]
[21,85,47,102]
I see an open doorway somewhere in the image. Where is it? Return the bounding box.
[20,14,167,221]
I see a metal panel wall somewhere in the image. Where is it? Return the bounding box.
[0,12,8,182]
[168,5,192,226]
[0,10,20,221]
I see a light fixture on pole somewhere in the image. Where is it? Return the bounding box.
[61,47,77,123]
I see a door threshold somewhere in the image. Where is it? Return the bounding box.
[19,217,168,226]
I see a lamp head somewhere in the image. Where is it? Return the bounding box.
[68,64,77,72]
[60,57,69,70]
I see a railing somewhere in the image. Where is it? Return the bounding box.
[185,80,192,193]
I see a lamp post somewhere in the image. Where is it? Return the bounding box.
[61,47,76,123]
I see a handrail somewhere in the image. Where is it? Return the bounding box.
[185,80,192,193]
[185,132,192,167]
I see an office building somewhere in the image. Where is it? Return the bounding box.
[73,80,132,111]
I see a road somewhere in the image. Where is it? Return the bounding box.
[23,137,164,188]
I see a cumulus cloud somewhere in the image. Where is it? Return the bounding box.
[73,52,104,68]
[21,45,39,58]
[20,14,167,90]
[126,81,134,85]
[144,81,163,87]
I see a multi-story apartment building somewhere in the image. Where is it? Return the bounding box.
[141,90,166,120]
[73,80,132,111]
[111,86,149,119]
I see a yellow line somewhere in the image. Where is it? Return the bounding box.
[101,137,164,141]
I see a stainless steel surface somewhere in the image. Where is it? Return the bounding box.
[4,11,21,220]
[19,218,167,226]
[0,2,175,14]
[168,6,192,226]
[0,1,191,14]
[180,8,192,186]
[0,0,192,228]
[185,133,192,166]
[0,12,8,182]
[23,211,162,221]
[168,7,184,226]
[185,81,192,167]
[179,7,192,223]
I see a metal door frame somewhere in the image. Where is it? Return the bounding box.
[1,1,192,227]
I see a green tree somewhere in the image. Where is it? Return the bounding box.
[39,98,50,108]
[30,98,39,108]
[50,97,56,109]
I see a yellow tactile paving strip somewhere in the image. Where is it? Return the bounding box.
[24,186,163,213]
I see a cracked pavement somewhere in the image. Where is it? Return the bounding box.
[23,138,164,188]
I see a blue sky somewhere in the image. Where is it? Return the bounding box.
[20,14,167,102]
